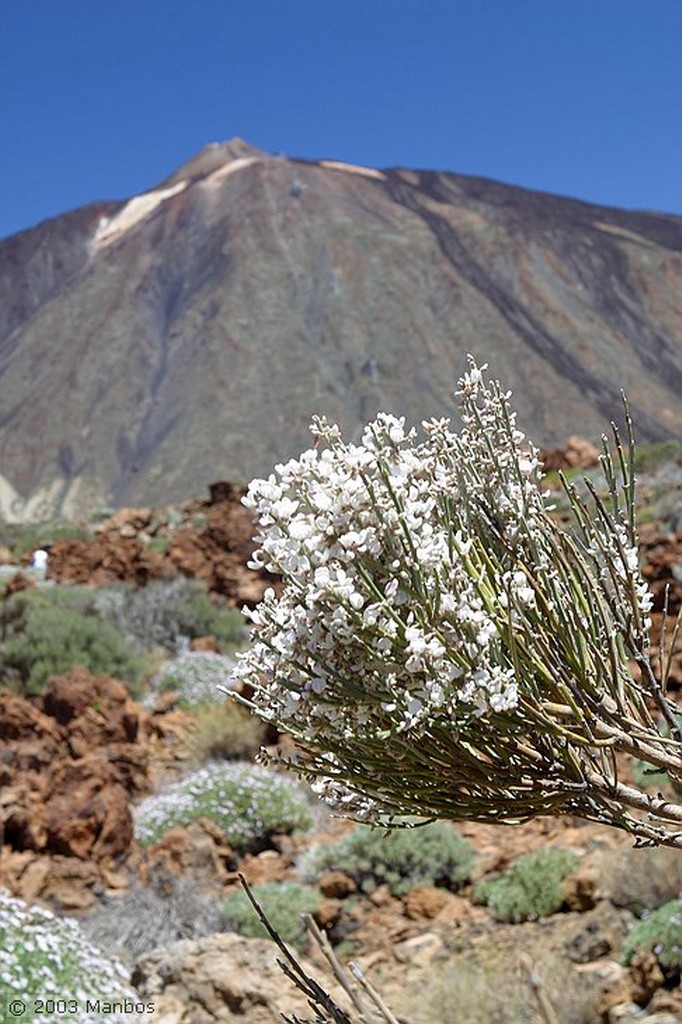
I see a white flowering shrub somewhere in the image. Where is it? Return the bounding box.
[150,651,236,707]
[0,889,148,1023]
[134,762,314,852]
[232,359,682,846]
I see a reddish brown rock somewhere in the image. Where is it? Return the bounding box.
[314,897,343,930]
[2,571,36,596]
[45,485,279,606]
[318,869,358,898]
[563,866,600,912]
[42,668,130,723]
[640,524,682,616]
[0,851,52,903]
[540,436,601,472]
[94,507,153,538]
[2,786,49,851]
[239,848,292,886]
[43,754,133,859]
[594,961,634,1021]
[43,668,142,738]
[0,669,150,869]
[647,985,682,1018]
[0,849,121,911]
[629,949,666,1007]
[0,691,63,765]
[47,535,165,587]
[403,884,451,920]
[190,635,220,653]
[144,819,237,883]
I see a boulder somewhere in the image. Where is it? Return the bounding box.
[0,668,151,907]
[47,534,165,587]
[640,523,682,616]
[132,933,352,1024]
[0,850,106,910]
[144,819,237,883]
[0,691,63,769]
[318,869,357,899]
[403,884,453,921]
[42,668,145,753]
[45,486,279,606]
[94,507,153,537]
[540,436,601,472]
[563,901,633,964]
[43,754,133,859]
[563,864,600,913]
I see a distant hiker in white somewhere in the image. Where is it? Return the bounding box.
[31,548,48,578]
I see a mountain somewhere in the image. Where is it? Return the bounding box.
[1,138,681,522]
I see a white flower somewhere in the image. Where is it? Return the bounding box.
[232,357,659,829]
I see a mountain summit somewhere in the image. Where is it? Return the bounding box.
[0,140,681,520]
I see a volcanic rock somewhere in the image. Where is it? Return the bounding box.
[46,483,277,604]
[539,435,601,472]
[144,819,237,884]
[403,884,454,921]
[131,932,350,1024]
[318,869,357,898]
[47,535,165,587]
[0,669,151,907]
[640,523,682,614]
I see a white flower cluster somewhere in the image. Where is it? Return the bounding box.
[233,363,550,755]
[147,651,237,708]
[601,521,654,634]
[0,889,140,1024]
[134,761,313,850]
[231,360,662,824]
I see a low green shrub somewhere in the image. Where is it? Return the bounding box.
[473,848,578,923]
[134,763,314,853]
[299,821,473,896]
[90,577,246,654]
[406,944,597,1024]
[2,521,88,562]
[188,702,268,763]
[621,899,682,975]
[0,590,147,696]
[146,535,170,555]
[633,440,682,473]
[0,888,144,1023]
[630,759,671,791]
[222,883,321,949]
[81,875,226,967]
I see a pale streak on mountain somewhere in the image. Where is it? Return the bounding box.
[0,140,679,521]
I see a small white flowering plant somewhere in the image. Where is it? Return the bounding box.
[0,889,144,1024]
[231,359,682,847]
[149,651,236,707]
[134,762,314,851]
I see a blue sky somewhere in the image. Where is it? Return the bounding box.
[2,1,680,239]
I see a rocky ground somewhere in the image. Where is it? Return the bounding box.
[0,453,681,1024]
[39,480,278,606]
[1,667,681,1024]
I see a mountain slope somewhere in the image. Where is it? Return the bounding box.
[0,138,681,521]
